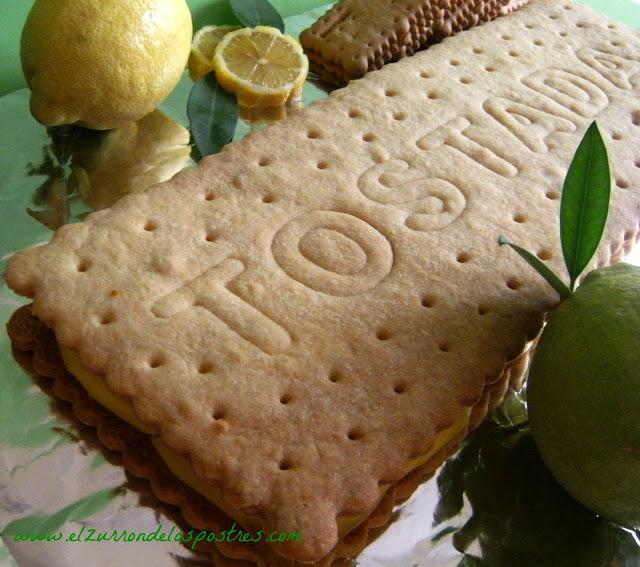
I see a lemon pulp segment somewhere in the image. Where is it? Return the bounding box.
[222,33,300,86]
[59,346,469,537]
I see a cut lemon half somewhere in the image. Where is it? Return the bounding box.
[213,26,308,107]
[188,25,241,81]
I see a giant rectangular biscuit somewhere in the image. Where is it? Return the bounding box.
[6,0,640,564]
[9,303,523,566]
[300,0,529,84]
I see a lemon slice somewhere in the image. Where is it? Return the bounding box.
[188,25,241,81]
[213,26,308,107]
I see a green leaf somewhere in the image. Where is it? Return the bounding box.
[187,74,238,159]
[560,121,611,290]
[498,236,572,301]
[229,0,285,32]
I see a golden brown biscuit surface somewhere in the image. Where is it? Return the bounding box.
[6,0,640,562]
[6,304,526,566]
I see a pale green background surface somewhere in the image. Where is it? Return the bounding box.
[1,1,639,567]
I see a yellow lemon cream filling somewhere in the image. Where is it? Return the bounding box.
[59,345,470,537]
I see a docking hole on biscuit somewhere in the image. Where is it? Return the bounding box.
[279,393,293,405]
[99,312,116,325]
[148,354,165,368]
[513,213,528,223]
[438,342,451,353]
[262,194,275,203]
[212,408,225,420]
[507,277,522,290]
[205,231,218,242]
[421,294,436,308]
[329,370,342,383]
[617,179,630,189]
[478,305,490,316]
[362,132,376,142]
[307,129,322,138]
[456,252,472,263]
[278,458,293,471]
[77,258,92,272]
[198,362,214,374]
[393,381,407,394]
[545,190,560,200]
[347,428,364,441]
[204,191,216,201]
[376,328,391,341]
[143,220,158,232]
[537,248,554,260]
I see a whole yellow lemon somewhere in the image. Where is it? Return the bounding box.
[21,0,192,130]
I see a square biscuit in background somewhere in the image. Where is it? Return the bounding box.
[5,0,640,564]
[300,0,530,84]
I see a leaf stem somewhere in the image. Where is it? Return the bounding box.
[498,236,572,301]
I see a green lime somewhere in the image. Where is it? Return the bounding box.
[528,263,640,528]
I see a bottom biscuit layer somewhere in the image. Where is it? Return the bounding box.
[7,305,527,566]
[59,343,470,540]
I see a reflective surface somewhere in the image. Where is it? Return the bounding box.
[19,112,192,232]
